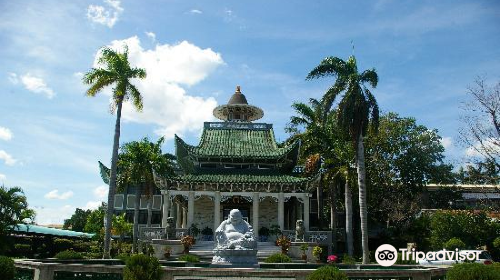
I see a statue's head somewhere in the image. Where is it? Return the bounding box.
[167,217,174,224]
[229,209,243,225]
[296,220,304,227]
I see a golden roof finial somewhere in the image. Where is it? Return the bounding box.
[236,85,241,93]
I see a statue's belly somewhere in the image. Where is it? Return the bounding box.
[225,231,244,240]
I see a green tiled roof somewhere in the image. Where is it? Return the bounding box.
[176,127,299,160]
[170,173,311,184]
[13,224,95,238]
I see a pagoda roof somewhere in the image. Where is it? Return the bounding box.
[175,122,300,160]
[170,173,311,184]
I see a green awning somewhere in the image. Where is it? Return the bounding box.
[13,224,95,238]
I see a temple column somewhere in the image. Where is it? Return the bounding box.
[182,206,187,228]
[175,201,181,228]
[252,192,259,238]
[161,191,170,227]
[187,191,195,228]
[278,192,284,231]
[214,191,221,232]
[303,194,310,231]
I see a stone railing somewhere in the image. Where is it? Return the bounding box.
[15,259,448,280]
[282,230,339,245]
[140,227,189,241]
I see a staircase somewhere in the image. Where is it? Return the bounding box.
[187,241,281,262]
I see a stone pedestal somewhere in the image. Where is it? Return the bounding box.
[211,248,258,267]
[151,239,183,260]
[289,242,317,261]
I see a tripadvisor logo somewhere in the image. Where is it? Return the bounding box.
[375,244,481,266]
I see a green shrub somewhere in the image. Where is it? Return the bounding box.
[307,266,348,280]
[444,237,466,251]
[341,254,356,265]
[54,249,83,259]
[0,256,16,280]
[53,238,74,252]
[264,253,292,263]
[83,252,102,259]
[396,252,417,265]
[116,253,130,262]
[178,254,200,262]
[446,263,499,280]
[14,244,32,257]
[124,254,162,280]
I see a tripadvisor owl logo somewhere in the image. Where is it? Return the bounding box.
[375,244,398,267]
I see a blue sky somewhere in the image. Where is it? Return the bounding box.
[0,0,499,225]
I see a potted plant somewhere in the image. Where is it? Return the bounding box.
[276,235,292,254]
[188,224,200,239]
[180,235,195,254]
[313,245,323,263]
[327,254,338,265]
[300,243,309,261]
[163,246,172,259]
[258,227,270,242]
[201,227,213,241]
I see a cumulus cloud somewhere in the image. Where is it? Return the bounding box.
[44,189,74,200]
[94,36,223,138]
[93,185,108,200]
[145,31,156,42]
[87,0,123,28]
[9,73,55,99]
[83,201,102,210]
[0,150,16,165]
[0,127,13,141]
[465,138,500,157]
[0,174,5,181]
[34,205,74,225]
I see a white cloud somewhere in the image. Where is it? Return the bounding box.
[34,205,74,225]
[0,174,5,181]
[441,137,452,150]
[145,31,156,42]
[0,150,16,165]
[189,9,202,14]
[87,0,123,28]
[44,189,74,200]
[0,127,13,141]
[83,201,102,210]
[93,185,108,200]
[465,138,500,157]
[13,73,55,99]
[94,36,223,139]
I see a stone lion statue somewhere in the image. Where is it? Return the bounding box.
[165,217,176,240]
[295,219,305,241]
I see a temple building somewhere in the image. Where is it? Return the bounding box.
[154,86,318,237]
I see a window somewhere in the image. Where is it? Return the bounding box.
[152,195,162,210]
[140,196,148,209]
[127,195,136,209]
[114,194,124,209]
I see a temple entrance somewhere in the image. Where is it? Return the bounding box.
[222,195,251,223]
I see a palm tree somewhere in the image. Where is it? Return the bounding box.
[307,55,379,264]
[83,46,146,258]
[118,137,175,252]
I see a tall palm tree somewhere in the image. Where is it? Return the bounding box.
[83,46,146,258]
[118,137,175,252]
[307,55,379,264]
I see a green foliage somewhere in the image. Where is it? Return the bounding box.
[188,224,200,237]
[444,237,467,250]
[84,204,105,235]
[54,249,84,259]
[313,246,323,258]
[201,227,213,236]
[446,263,500,280]
[341,254,356,264]
[269,225,282,238]
[429,210,499,250]
[396,252,417,265]
[0,255,16,280]
[0,186,36,254]
[13,244,32,257]
[63,208,91,232]
[116,253,130,262]
[365,113,454,230]
[306,265,349,280]
[123,254,162,280]
[178,254,200,262]
[493,237,500,248]
[264,253,292,263]
[300,243,309,252]
[53,238,74,253]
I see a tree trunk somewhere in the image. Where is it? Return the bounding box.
[103,100,122,259]
[317,174,324,229]
[356,133,369,264]
[147,196,152,227]
[133,184,141,253]
[330,181,337,254]
[345,174,354,256]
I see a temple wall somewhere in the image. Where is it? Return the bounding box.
[258,197,278,229]
[194,196,214,230]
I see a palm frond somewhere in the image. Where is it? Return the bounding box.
[360,69,378,88]
[306,57,346,80]
[128,83,144,111]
